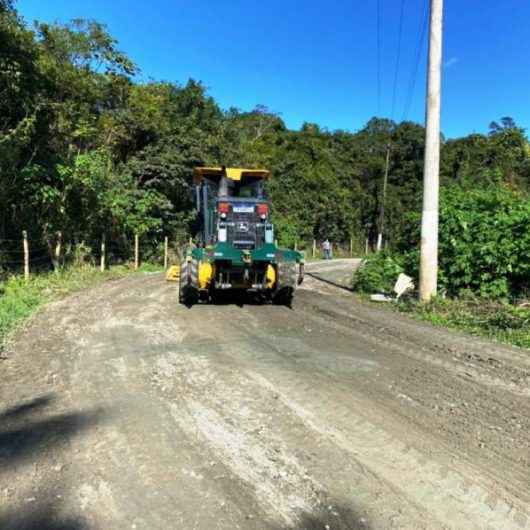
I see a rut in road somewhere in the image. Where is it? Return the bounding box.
[0,264,529,530]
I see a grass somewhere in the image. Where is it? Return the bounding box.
[0,263,163,350]
[397,296,530,349]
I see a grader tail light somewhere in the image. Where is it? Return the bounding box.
[256,203,269,218]
[218,202,230,214]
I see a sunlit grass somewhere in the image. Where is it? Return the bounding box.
[398,296,530,350]
[0,264,162,349]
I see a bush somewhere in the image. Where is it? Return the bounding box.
[397,185,530,299]
[352,252,405,293]
[399,295,530,349]
[0,278,43,343]
[0,265,134,349]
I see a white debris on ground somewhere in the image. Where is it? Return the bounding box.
[370,273,415,302]
[394,273,415,299]
[370,293,394,302]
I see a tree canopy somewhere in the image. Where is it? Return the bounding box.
[1,4,529,270]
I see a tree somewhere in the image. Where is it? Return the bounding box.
[489,116,518,135]
[0,0,14,14]
[1,0,529,280]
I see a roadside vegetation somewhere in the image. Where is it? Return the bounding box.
[0,264,162,351]
[399,297,530,349]
[2,2,529,347]
[353,184,530,348]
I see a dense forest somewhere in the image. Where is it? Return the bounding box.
[2,1,530,293]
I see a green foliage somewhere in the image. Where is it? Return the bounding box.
[399,296,530,349]
[0,277,41,343]
[398,185,530,298]
[0,265,133,348]
[437,185,530,298]
[0,1,14,12]
[440,123,530,190]
[1,2,530,301]
[352,252,405,294]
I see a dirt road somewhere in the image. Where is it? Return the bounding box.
[1,260,529,529]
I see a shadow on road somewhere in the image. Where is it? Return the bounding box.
[183,291,271,308]
[0,393,106,469]
[271,504,371,530]
[1,394,55,420]
[0,394,106,529]
[0,500,89,530]
[306,272,355,293]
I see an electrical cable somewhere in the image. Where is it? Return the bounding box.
[402,0,429,121]
[391,0,406,121]
[376,0,382,116]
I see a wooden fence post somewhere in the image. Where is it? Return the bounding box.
[54,231,62,272]
[294,240,298,251]
[134,234,139,270]
[22,230,29,280]
[312,239,316,258]
[365,238,369,255]
[350,237,353,257]
[164,236,169,270]
[100,234,106,272]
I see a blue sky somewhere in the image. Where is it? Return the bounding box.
[17,1,530,138]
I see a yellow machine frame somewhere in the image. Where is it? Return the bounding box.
[165,265,181,282]
[193,167,270,185]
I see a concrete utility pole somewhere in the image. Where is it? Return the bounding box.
[134,234,139,270]
[100,233,106,272]
[376,143,391,252]
[22,230,29,281]
[419,0,444,302]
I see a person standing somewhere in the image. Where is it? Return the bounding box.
[322,238,332,260]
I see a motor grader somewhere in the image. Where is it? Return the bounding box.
[179,167,304,305]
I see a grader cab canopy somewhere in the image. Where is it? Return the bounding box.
[193,167,270,184]
[194,167,270,200]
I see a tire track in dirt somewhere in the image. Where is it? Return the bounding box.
[298,282,530,398]
[3,270,529,529]
[151,349,432,529]
[247,370,529,530]
[180,274,530,529]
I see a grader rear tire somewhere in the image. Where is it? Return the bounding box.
[273,287,294,307]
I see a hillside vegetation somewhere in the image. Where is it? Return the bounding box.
[2,1,530,303]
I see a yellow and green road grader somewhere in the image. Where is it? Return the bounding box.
[179,167,304,305]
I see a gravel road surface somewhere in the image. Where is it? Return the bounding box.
[1,259,529,529]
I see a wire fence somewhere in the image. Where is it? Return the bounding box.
[290,238,372,260]
[0,231,189,281]
[0,231,371,283]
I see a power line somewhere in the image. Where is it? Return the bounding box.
[391,0,406,121]
[402,0,429,121]
[376,0,382,116]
